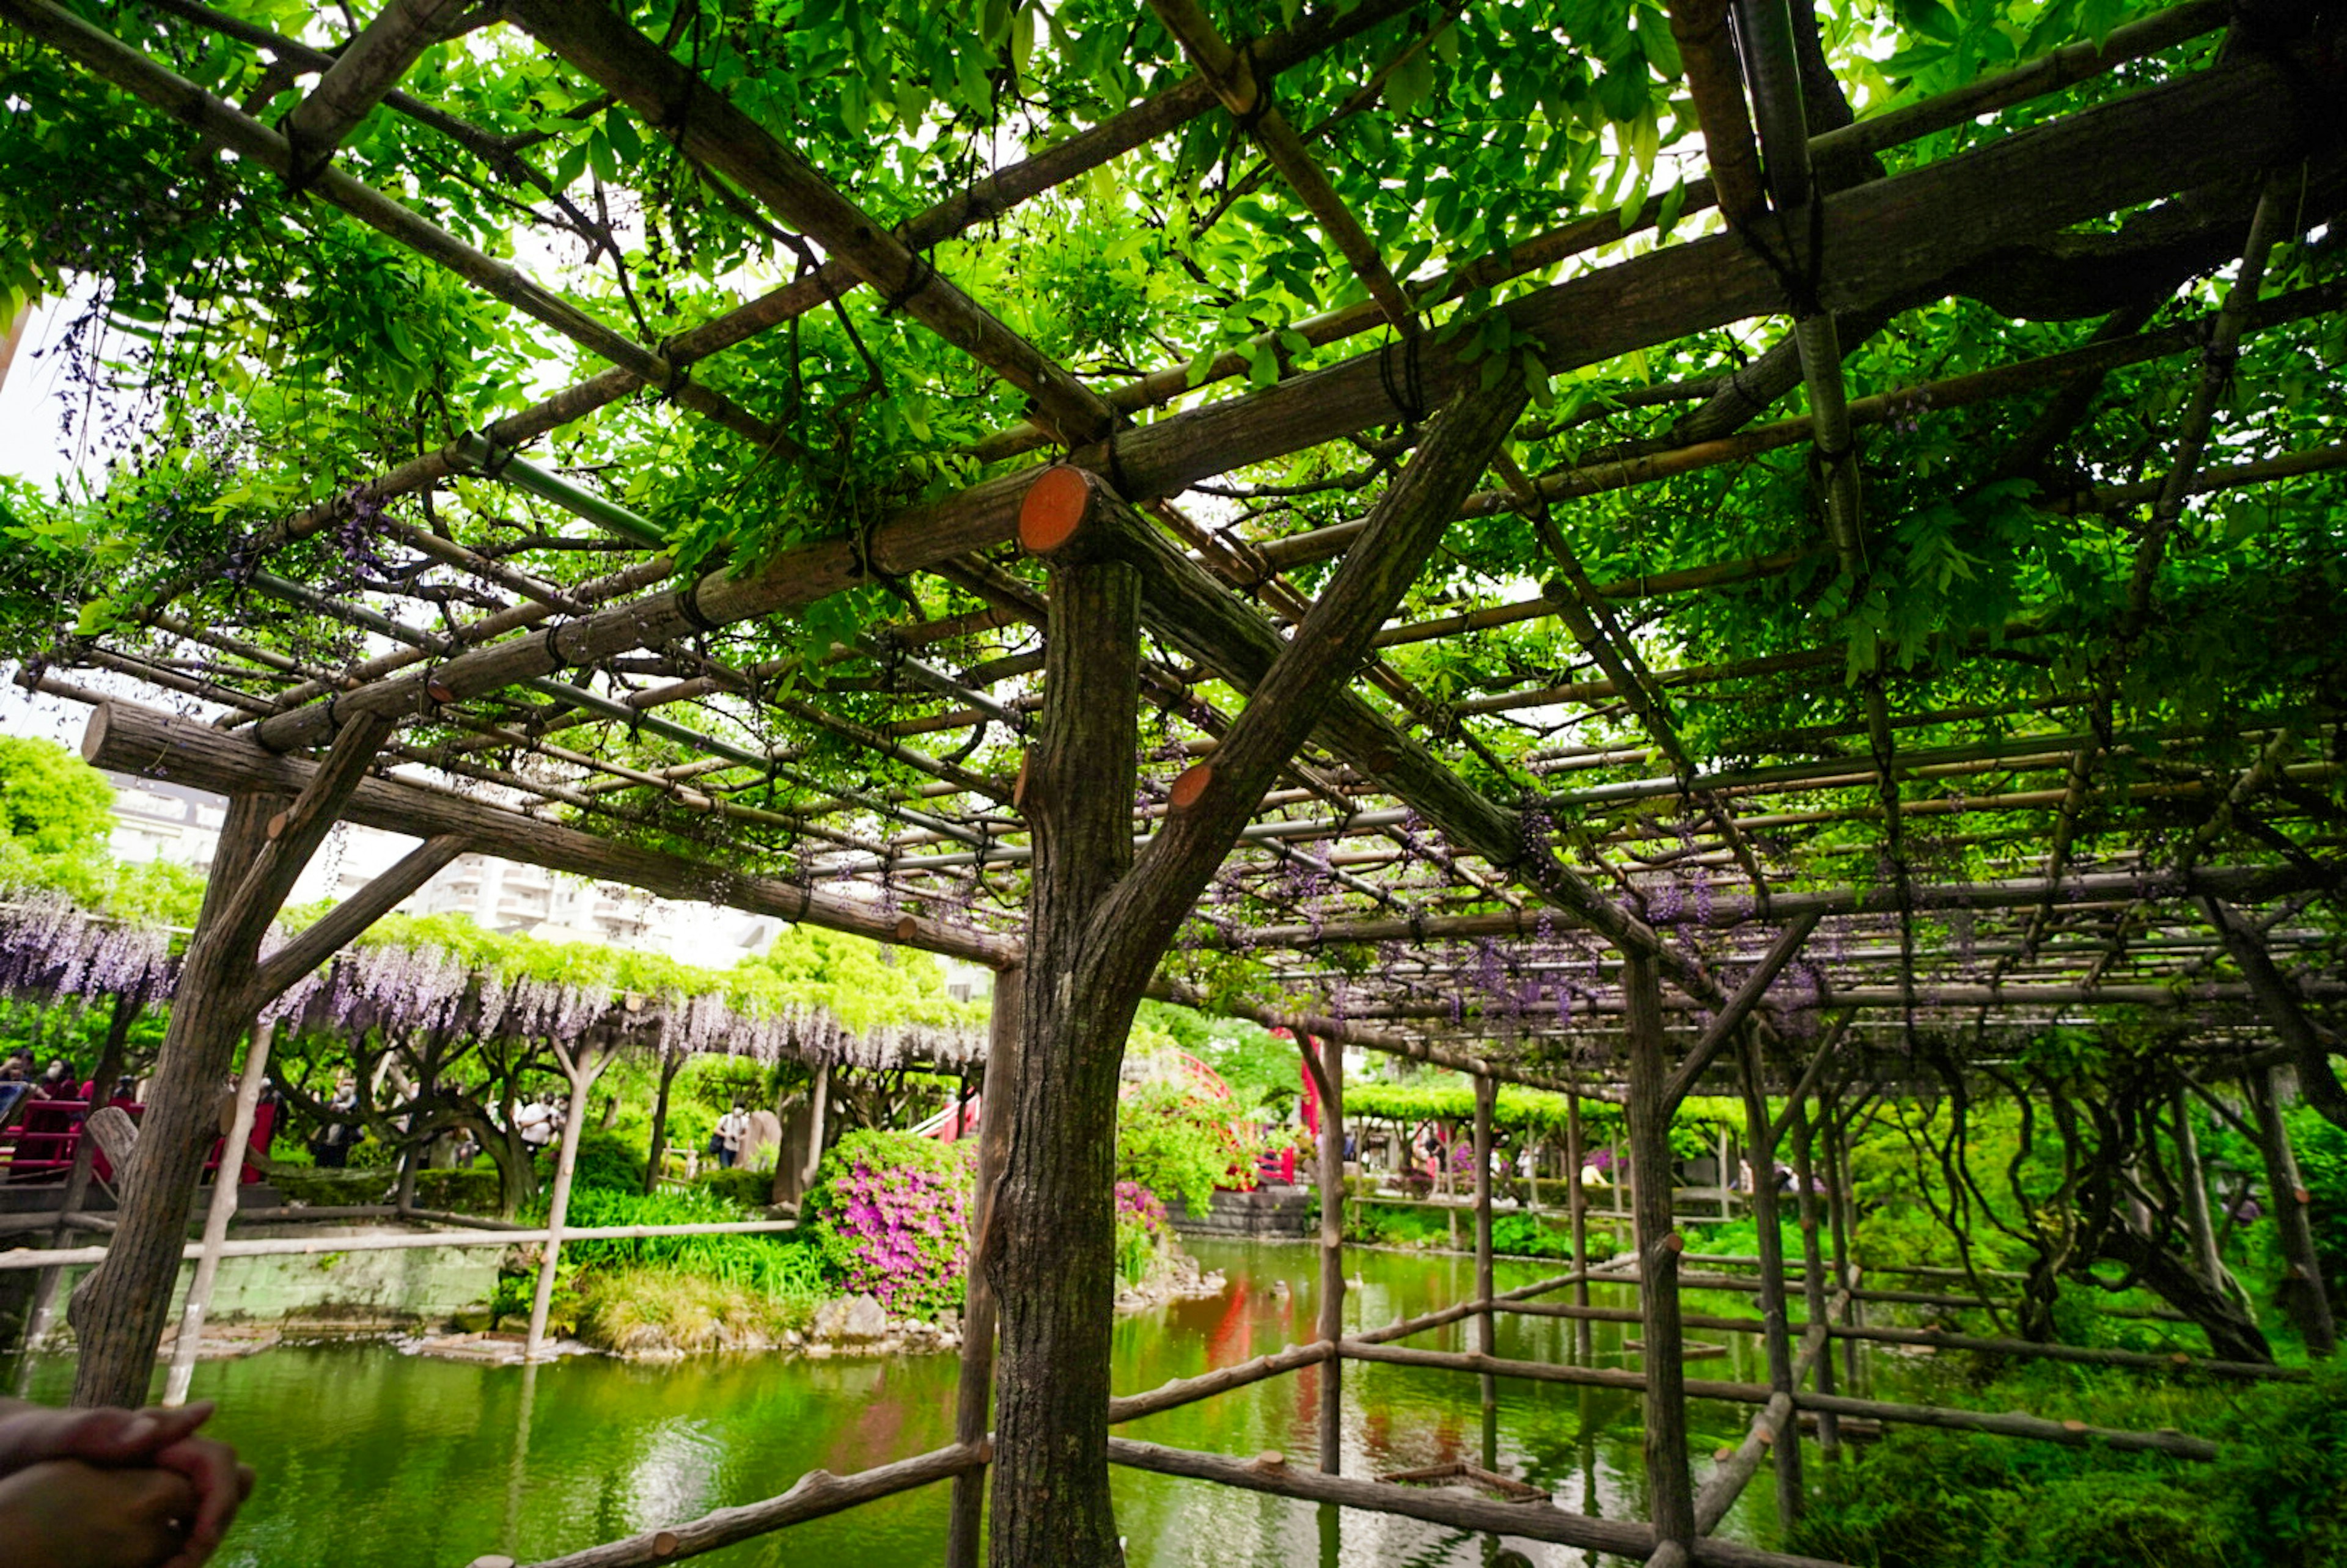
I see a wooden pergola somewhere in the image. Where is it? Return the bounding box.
[2,0,2342,1563]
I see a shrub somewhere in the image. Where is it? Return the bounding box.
[570,1128,647,1193]
[803,1129,972,1318]
[1788,1366,2347,1568]
[1117,1082,1260,1214]
[577,1267,810,1354]
[1115,1181,1170,1288]
[698,1166,774,1210]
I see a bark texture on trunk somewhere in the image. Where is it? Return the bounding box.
[988,375,1526,1564]
[2249,1071,2337,1356]
[946,966,1019,1568]
[986,552,1142,1568]
[68,791,278,1408]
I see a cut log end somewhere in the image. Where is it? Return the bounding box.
[894,914,920,942]
[426,677,458,705]
[79,702,112,764]
[2061,1419,2088,1433]
[652,1530,681,1556]
[1018,466,1096,554]
[1663,1231,1685,1253]
[265,810,290,841]
[1252,1449,1288,1471]
[1169,763,1214,811]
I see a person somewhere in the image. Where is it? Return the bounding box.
[310,1082,359,1169]
[714,1102,749,1170]
[35,1059,76,1100]
[0,1057,28,1123]
[0,1395,254,1567]
[516,1093,557,1159]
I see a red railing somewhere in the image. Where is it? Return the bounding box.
[1,1097,276,1185]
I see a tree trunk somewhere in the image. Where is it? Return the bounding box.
[946,967,1021,1568]
[69,791,278,1408]
[986,549,1142,1568]
[2249,1070,2337,1356]
[2093,1223,2272,1364]
[647,1047,681,1196]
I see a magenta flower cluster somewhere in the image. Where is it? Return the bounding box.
[811,1145,971,1317]
[1115,1180,1169,1237]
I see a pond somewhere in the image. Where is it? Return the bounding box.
[6,1239,1847,1567]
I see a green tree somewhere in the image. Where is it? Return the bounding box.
[0,734,115,857]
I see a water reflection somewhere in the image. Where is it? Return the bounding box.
[4,1239,1823,1566]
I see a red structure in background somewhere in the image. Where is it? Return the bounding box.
[2,1097,275,1185]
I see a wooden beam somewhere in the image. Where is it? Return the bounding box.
[279,0,474,177]
[225,32,2334,757]
[507,0,1115,446]
[81,699,1018,968]
[1663,913,1821,1107]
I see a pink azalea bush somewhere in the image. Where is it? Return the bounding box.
[804,1129,974,1318]
[1114,1180,1170,1287]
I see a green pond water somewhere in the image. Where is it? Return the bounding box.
[7,1240,1843,1567]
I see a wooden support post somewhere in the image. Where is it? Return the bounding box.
[1785,1099,1841,1455]
[21,987,141,1354]
[801,1064,829,1195]
[1737,1033,1804,1527]
[1316,1031,1346,1476]
[946,965,1019,1568]
[1625,946,1695,1550]
[524,1040,606,1361]
[2172,1088,2224,1290]
[1820,1093,1862,1393]
[1472,1071,1498,1455]
[68,789,277,1406]
[71,710,395,1407]
[1565,1091,1593,1361]
[1719,1126,1735,1220]
[648,1046,682,1196]
[2249,1069,2337,1356]
[162,1020,273,1406]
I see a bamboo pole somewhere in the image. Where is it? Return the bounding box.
[1315,1030,1346,1475]
[523,1044,604,1362]
[945,967,1019,1568]
[0,1218,801,1271]
[1103,1437,1853,1568]
[1567,1091,1593,1361]
[515,1442,990,1568]
[1334,1342,2220,1457]
[1820,1097,1862,1393]
[1625,945,1696,1550]
[161,1020,273,1407]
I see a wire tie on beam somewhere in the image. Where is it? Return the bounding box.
[880,251,938,316]
[674,576,722,634]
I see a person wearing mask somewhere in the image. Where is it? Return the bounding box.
[35,1059,76,1101]
[714,1102,749,1170]
[0,1395,254,1566]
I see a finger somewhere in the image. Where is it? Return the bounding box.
[70,1401,215,1462]
[155,1436,246,1548]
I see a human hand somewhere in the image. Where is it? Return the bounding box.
[0,1400,254,1564]
[0,1457,200,1568]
